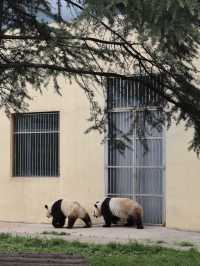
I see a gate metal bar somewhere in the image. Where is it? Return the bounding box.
[105,77,165,225]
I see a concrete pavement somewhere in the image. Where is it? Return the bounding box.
[0,221,200,250]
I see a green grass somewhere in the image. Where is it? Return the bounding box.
[0,233,199,266]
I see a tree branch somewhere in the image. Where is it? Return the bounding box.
[0,62,129,78]
[64,0,149,62]
[1,34,129,46]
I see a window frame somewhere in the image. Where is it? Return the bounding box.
[12,111,60,178]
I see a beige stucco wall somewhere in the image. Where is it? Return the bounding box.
[0,77,200,231]
[0,79,105,224]
[166,123,200,231]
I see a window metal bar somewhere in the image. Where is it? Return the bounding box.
[14,131,59,134]
[12,112,59,177]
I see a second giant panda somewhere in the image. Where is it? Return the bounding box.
[93,197,144,229]
[45,199,92,228]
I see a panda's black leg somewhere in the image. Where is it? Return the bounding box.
[102,217,112,227]
[111,215,120,225]
[82,213,92,228]
[67,216,77,229]
[124,215,135,227]
[135,215,144,229]
[103,223,111,227]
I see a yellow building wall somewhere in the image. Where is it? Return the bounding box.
[166,123,200,231]
[0,78,200,231]
[0,80,105,223]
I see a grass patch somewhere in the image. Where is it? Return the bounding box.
[0,233,199,266]
[42,231,69,236]
[177,241,195,247]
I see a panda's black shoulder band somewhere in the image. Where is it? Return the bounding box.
[101,197,112,215]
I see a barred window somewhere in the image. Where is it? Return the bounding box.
[12,112,59,177]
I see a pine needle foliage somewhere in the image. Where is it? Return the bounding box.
[1,0,200,154]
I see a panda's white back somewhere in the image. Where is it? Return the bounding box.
[109,198,140,218]
[60,200,72,217]
[61,200,86,218]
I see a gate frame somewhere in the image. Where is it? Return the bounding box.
[104,106,166,226]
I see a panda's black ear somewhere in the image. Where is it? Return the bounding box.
[45,204,48,209]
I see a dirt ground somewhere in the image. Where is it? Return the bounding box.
[0,221,200,250]
[0,253,88,266]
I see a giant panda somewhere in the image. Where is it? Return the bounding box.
[93,197,144,229]
[45,199,92,229]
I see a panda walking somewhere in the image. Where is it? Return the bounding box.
[45,199,92,229]
[93,197,144,229]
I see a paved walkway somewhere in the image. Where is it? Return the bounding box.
[0,222,200,250]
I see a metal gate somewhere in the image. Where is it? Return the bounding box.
[106,77,165,224]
